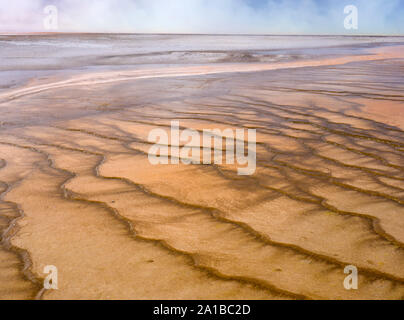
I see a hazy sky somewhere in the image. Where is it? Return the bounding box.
[1,0,403,34]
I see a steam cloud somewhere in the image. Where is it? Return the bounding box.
[1,0,403,34]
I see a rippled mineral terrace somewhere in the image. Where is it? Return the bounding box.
[0,34,403,300]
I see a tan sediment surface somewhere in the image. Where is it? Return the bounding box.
[0,44,403,300]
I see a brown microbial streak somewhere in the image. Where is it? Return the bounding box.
[221,94,404,138]
[28,103,404,247]
[1,118,403,298]
[0,45,403,299]
[7,137,404,294]
[0,139,300,299]
[0,158,45,300]
[51,100,404,202]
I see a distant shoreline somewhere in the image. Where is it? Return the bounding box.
[1,32,404,37]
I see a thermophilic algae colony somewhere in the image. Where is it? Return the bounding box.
[0,34,403,300]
